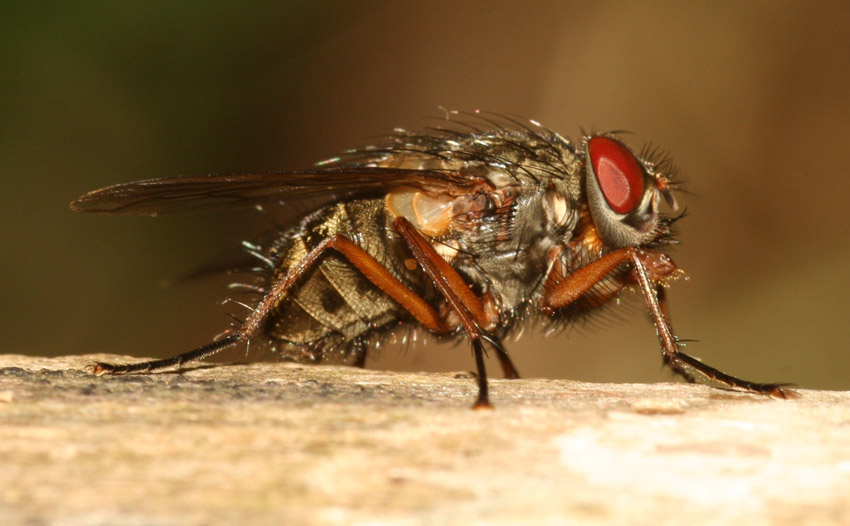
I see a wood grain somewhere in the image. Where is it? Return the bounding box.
[1,354,848,525]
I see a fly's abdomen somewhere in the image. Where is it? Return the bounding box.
[263,198,420,362]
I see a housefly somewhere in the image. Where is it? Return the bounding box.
[70,111,794,407]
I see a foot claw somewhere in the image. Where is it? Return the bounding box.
[90,362,124,376]
[767,385,800,400]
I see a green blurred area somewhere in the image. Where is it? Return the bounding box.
[2,2,849,390]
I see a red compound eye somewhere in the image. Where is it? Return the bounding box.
[587,136,645,214]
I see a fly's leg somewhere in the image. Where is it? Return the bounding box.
[348,339,368,369]
[629,252,797,398]
[394,217,513,408]
[491,336,520,380]
[93,234,453,376]
[472,339,490,407]
[653,285,694,383]
[541,247,797,399]
[91,334,241,375]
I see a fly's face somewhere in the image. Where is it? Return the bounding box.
[582,135,678,251]
[71,113,796,407]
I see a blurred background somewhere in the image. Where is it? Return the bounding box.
[3,1,849,390]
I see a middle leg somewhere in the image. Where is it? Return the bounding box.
[394,217,519,407]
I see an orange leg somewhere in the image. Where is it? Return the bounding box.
[92,229,520,404]
[393,218,490,335]
[93,233,450,375]
[542,248,796,398]
[394,217,520,407]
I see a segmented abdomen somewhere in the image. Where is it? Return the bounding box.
[262,198,423,363]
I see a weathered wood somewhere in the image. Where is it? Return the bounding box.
[1,354,848,525]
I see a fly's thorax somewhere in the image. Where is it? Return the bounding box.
[377,151,453,171]
[385,176,582,320]
[461,184,580,312]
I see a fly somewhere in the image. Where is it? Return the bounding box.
[70,111,795,407]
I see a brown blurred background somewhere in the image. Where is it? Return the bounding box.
[2,1,849,390]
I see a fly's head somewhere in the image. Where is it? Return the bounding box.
[582,134,680,250]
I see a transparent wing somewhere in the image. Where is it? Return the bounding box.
[70,167,477,216]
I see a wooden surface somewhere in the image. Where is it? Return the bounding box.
[1,354,848,526]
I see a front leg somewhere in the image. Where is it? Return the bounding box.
[541,247,797,399]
